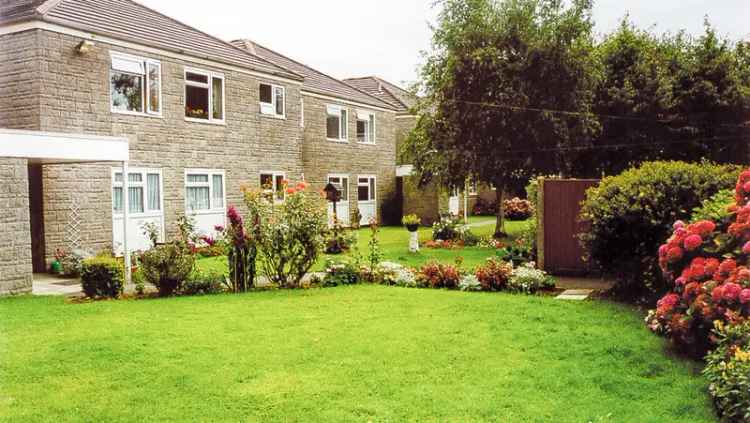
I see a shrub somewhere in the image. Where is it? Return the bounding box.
[374,262,417,287]
[324,222,356,254]
[503,197,534,220]
[472,198,497,216]
[81,256,124,298]
[141,242,195,297]
[182,270,226,295]
[703,321,750,422]
[580,161,740,301]
[508,262,555,294]
[246,181,328,288]
[224,206,257,293]
[459,274,482,291]
[475,257,513,291]
[415,262,461,289]
[432,214,463,241]
[496,227,536,266]
[691,189,735,225]
[322,258,360,287]
[647,168,750,357]
[59,248,93,277]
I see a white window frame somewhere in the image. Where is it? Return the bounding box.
[184,68,225,124]
[111,168,164,217]
[357,175,377,203]
[356,110,376,144]
[327,174,350,202]
[109,52,162,118]
[468,179,478,196]
[184,169,226,214]
[326,104,348,142]
[260,171,287,204]
[259,83,286,119]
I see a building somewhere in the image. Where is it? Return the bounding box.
[0,0,400,294]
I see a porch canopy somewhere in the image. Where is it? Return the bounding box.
[0,128,133,285]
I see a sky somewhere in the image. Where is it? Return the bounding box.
[139,0,750,89]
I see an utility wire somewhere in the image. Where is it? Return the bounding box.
[450,99,750,128]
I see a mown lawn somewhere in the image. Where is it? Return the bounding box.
[0,285,714,422]
[197,217,528,274]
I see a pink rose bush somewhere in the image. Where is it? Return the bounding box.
[648,169,750,356]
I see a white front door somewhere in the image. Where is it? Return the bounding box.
[185,169,226,238]
[327,174,350,226]
[448,188,460,216]
[357,175,377,226]
[112,168,164,255]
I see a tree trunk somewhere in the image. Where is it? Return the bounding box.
[494,185,506,238]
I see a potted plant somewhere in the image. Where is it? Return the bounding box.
[402,214,421,232]
[402,214,421,252]
[51,248,66,275]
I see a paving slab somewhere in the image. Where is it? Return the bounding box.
[556,289,593,301]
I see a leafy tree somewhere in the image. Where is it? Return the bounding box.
[403,0,599,236]
[581,20,750,176]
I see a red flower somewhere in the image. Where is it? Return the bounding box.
[723,283,742,302]
[743,241,750,255]
[673,220,686,230]
[286,187,296,195]
[227,205,242,226]
[658,244,668,257]
[683,234,703,251]
[705,258,721,275]
[657,293,680,312]
[740,289,750,304]
[675,276,687,286]
[712,285,724,303]
[666,247,683,263]
[718,259,737,277]
[295,181,308,191]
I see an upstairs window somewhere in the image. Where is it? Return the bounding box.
[110,53,161,115]
[185,69,224,122]
[260,172,286,203]
[259,83,285,117]
[356,110,376,144]
[326,105,348,141]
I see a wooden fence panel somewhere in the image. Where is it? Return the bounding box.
[537,179,599,275]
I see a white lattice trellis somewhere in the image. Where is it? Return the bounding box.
[65,196,82,250]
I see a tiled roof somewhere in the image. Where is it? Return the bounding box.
[0,0,302,80]
[231,39,395,110]
[344,76,419,113]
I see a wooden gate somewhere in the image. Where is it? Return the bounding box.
[537,178,599,275]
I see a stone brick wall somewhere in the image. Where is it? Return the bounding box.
[0,31,42,293]
[34,30,304,261]
[394,115,417,165]
[0,159,33,294]
[301,95,397,224]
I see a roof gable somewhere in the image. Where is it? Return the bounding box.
[344,76,419,112]
[232,39,395,110]
[1,0,302,80]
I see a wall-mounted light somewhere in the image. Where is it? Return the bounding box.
[75,40,95,54]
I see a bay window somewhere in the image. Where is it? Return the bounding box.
[185,69,224,122]
[356,110,376,144]
[259,83,285,117]
[185,170,225,212]
[110,52,161,116]
[260,172,286,203]
[326,105,348,141]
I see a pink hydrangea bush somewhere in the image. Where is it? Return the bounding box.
[648,169,750,356]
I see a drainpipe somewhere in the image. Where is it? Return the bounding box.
[122,161,131,290]
[463,180,469,224]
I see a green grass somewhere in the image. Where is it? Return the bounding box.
[197,217,528,275]
[0,286,713,421]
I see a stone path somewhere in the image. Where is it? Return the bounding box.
[32,273,82,296]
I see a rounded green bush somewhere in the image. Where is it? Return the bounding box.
[579,161,740,301]
[81,256,124,298]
